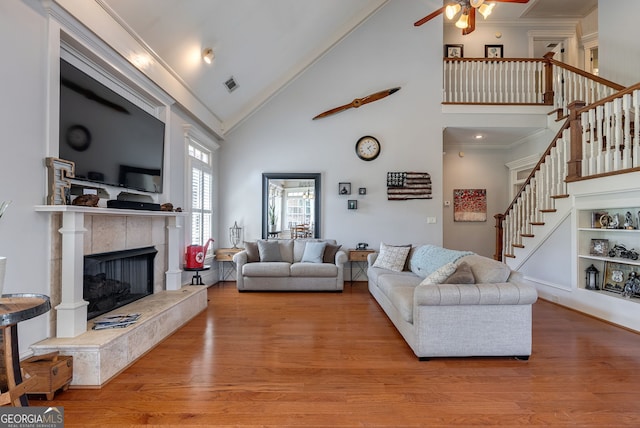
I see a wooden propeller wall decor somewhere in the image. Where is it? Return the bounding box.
[414,0,529,36]
[312,87,401,120]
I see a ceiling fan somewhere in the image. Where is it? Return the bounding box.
[414,0,530,36]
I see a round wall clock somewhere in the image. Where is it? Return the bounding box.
[66,125,92,151]
[355,135,380,161]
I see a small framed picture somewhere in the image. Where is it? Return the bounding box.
[590,239,609,256]
[358,187,367,195]
[591,211,608,228]
[339,182,351,195]
[444,44,464,58]
[485,44,503,58]
[348,200,357,210]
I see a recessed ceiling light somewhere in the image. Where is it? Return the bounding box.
[474,134,484,139]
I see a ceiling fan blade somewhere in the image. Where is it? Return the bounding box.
[462,7,476,35]
[414,7,445,26]
[493,0,530,3]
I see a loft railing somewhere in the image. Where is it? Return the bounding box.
[444,53,624,117]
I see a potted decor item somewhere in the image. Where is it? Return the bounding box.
[268,203,278,233]
[0,200,11,296]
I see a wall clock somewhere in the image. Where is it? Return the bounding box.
[66,124,91,151]
[355,135,381,161]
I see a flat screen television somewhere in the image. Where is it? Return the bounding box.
[59,59,165,194]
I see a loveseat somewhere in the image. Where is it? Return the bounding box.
[233,239,347,291]
[367,244,538,360]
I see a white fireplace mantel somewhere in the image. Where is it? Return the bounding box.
[35,205,185,338]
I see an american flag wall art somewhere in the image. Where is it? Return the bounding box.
[386,172,432,200]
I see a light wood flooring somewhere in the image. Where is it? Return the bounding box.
[41,282,640,427]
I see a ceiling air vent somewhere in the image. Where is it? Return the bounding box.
[546,43,558,48]
[224,76,239,93]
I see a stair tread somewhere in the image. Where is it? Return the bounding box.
[504,254,516,258]
[530,222,545,226]
[521,234,534,238]
[540,209,557,213]
[513,244,525,248]
[551,194,570,199]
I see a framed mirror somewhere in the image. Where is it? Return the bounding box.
[262,173,321,239]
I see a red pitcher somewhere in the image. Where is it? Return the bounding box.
[185,238,214,269]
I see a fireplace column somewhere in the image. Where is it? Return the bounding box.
[57,210,89,337]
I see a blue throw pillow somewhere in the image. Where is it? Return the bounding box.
[301,241,327,263]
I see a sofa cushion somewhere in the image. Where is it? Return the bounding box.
[409,245,473,278]
[244,241,259,262]
[419,262,457,285]
[373,243,411,272]
[290,262,338,277]
[444,261,475,284]
[258,240,282,262]
[242,262,291,277]
[386,285,417,324]
[323,243,342,263]
[459,254,511,283]
[301,241,327,263]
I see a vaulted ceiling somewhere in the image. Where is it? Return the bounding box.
[99,0,597,136]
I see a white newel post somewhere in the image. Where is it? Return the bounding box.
[165,216,182,291]
[57,210,89,337]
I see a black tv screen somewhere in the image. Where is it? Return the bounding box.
[59,59,165,193]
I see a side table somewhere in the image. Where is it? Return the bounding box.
[0,293,51,406]
[184,265,210,285]
[348,249,375,282]
[215,248,243,281]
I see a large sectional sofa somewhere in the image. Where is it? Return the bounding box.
[367,244,538,360]
[233,238,347,291]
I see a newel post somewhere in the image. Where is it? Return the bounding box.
[567,100,586,182]
[543,52,555,105]
[494,213,505,262]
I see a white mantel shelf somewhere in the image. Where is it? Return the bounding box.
[35,205,185,338]
[34,205,187,217]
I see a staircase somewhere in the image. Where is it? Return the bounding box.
[443,53,639,266]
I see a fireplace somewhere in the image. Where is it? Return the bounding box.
[84,246,158,320]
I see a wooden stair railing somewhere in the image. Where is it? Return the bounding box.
[494,120,571,261]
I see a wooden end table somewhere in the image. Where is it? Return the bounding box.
[0,294,51,406]
[348,249,375,282]
[215,248,243,281]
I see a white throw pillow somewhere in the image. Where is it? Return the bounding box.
[419,262,457,285]
[372,243,411,272]
[301,241,327,263]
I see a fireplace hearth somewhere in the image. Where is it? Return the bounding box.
[84,246,157,320]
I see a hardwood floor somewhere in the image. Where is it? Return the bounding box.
[42,282,640,427]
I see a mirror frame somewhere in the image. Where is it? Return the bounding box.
[262,172,321,239]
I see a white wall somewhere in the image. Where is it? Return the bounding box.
[219,0,444,250]
[599,0,640,86]
[442,148,508,258]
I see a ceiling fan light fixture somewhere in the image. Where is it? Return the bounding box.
[202,48,214,64]
[445,3,461,20]
[478,3,495,19]
[470,0,485,8]
[455,12,469,29]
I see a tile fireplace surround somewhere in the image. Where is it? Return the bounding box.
[33,206,207,387]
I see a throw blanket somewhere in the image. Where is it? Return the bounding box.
[409,245,474,278]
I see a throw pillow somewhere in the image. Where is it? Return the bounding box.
[257,240,282,262]
[301,241,327,263]
[444,261,475,284]
[244,241,259,262]
[419,262,457,285]
[323,243,342,263]
[372,243,411,272]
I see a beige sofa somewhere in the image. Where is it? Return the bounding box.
[367,245,538,360]
[233,239,347,291]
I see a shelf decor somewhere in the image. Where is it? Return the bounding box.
[590,239,609,256]
[585,264,600,290]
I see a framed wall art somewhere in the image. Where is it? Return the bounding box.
[444,44,464,58]
[485,44,503,58]
[453,189,487,222]
[348,200,357,210]
[339,182,351,195]
[590,239,609,256]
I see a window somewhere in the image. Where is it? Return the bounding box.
[184,124,219,259]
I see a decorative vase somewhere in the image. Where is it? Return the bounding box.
[0,257,5,297]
